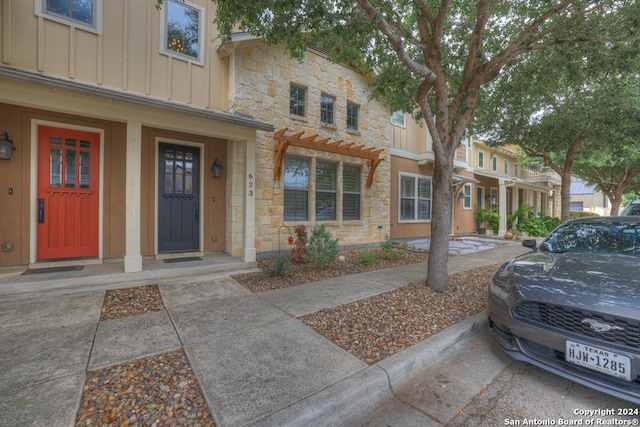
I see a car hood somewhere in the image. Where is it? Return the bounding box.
[507,251,640,316]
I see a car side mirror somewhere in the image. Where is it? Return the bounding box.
[522,239,537,250]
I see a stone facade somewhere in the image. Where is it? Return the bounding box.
[227,41,392,254]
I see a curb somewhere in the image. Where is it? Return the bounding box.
[249,312,487,427]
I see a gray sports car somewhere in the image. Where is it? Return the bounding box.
[487,216,640,403]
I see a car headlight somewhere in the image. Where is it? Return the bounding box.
[489,279,513,301]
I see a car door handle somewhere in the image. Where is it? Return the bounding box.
[39,198,45,224]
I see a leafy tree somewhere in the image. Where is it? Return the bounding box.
[572,77,640,215]
[472,43,640,221]
[158,0,640,291]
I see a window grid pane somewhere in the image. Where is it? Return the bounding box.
[343,165,361,220]
[290,86,306,116]
[284,156,309,221]
[347,103,358,130]
[320,95,334,125]
[166,0,200,60]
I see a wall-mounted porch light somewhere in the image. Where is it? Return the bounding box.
[211,158,224,178]
[0,132,15,160]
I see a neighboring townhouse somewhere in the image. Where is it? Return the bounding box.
[0,1,391,273]
[218,36,391,254]
[389,112,479,239]
[570,178,610,216]
[472,141,561,235]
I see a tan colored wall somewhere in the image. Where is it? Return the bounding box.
[0,103,126,266]
[140,127,228,256]
[390,116,428,154]
[229,41,391,252]
[1,1,228,112]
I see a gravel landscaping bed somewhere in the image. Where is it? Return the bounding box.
[299,263,500,364]
[77,248,498,426]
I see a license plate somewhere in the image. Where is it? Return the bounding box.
[566,340,632,381]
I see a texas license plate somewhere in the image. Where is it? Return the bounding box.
[566,340,632,381]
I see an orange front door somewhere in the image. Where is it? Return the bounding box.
[37,126,100,260]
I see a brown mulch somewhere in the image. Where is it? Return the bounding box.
[299,263,501,365]
[100,284,165,321]
[232,247,430,293]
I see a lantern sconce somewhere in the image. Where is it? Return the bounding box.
[211,158,224,179]
[458,191,465,199]
[0,132,15,160]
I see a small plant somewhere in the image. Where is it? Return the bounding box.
[268,256,290,277]
[475,207,500,234]
[379,235,394,259]
[303,224,339,267]
[290,224,308,263]
[358,250,377,265]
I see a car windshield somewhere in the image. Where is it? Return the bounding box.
[621,203,640,216]
[542,222,639,256]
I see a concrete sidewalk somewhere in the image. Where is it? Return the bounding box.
[0,238,530,427]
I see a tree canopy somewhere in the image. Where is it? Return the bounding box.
[158,0,640,290]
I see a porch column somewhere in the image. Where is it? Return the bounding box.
[124,120,143,273]
[498,178,507,237]
[242,136,257,262]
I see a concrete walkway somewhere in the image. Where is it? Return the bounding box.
[0,238,531,427]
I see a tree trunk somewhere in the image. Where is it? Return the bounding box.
[610,199,622,216]
[426,155,454,292]
[560,171,572,222]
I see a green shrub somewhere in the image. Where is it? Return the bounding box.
[569,211,600,219]
[518,216,560,237]
[303,224,339,267]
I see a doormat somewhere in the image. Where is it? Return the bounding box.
[22,265,84,275]
[163,257,203,264]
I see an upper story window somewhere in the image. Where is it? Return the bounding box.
[478,151,485,169]
[514,163,519,178]
[391,110,405,127]
[347,103,359,131]
[491,155,498,172]
[161,0,205,65]
[36,0,102,33]
[504,160,509,176]
[290,85,307,117]
[320,95,335,125]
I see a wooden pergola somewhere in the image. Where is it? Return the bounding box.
[273,128,384,188]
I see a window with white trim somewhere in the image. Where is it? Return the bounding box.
[514,163,519,178]
[161,0,205,65]
[391,110,405,127]
[400,174,431,221]
[36,0,102,33]
[478,151,484,169]
[320,95,335,125]
[283,156,310,221]
[504,159,509,176]
[316,161,337,220]
[463,184,472,209]
[491,155,498,172]
[343,165,361,220]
